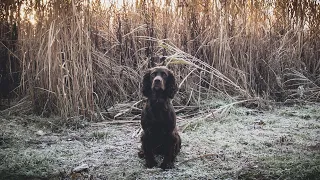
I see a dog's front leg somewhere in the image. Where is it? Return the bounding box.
[160,132,177,170]
[141,132,157,168]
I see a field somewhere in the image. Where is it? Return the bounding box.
[1,99,320,179]
[1,0,320,179]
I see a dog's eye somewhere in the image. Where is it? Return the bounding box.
[161,72,167,78]
[150,72,156,78]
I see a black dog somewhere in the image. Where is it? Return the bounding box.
[139,66,181,170]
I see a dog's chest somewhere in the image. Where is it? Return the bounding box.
[147,106,170,127]
[143,100,175,133]
[150,104,170,121]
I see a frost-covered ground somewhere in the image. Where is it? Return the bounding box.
[0,102,320,180]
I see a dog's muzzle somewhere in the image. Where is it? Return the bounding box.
[152,76,164,90]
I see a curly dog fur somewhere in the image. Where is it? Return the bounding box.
[139,66,181,170]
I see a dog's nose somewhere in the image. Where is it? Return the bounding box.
[154,79,161,83]
[154,76,162,83]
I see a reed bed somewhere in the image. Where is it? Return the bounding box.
[0,0,319,119]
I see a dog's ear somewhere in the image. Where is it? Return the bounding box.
[142,70,152,97]
[165,69,178,99]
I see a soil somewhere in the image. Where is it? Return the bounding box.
[0,101,319,180]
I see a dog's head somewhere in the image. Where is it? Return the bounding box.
[142,66,177,99]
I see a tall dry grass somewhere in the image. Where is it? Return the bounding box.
[1,0,320,118]
[19,1,95,118]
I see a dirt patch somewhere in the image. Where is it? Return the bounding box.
[0,102,320,179]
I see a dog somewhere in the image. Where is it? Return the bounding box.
[139,66,181,170]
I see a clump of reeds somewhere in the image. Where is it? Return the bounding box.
[18,0,95,118]
[1,0,319,119]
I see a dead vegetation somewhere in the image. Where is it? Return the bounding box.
[0,0,319,118]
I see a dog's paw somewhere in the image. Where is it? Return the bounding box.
[145,159,157,168]
[160,162,174,170]
[138,150,144,159]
